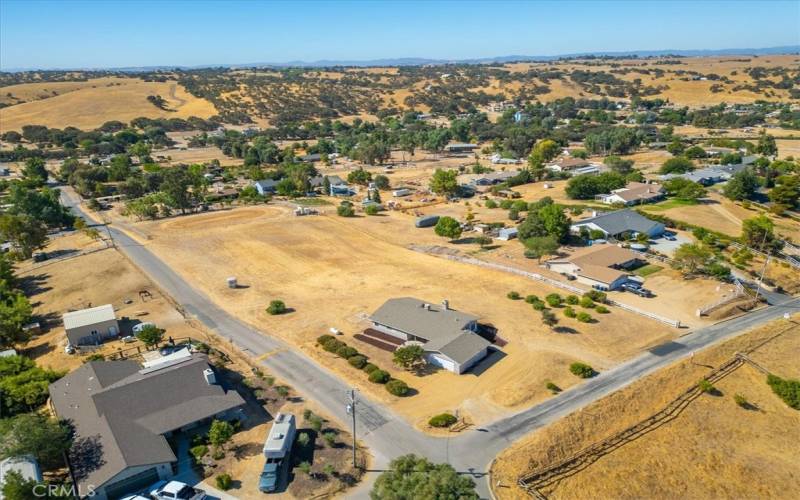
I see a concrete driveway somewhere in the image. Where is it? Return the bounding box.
[648,231,691,256]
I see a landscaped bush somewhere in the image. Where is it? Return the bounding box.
[386,379,410,396]
[365,204,380,215]
[532,301,546,311]
[317,334,335,345]
[215,474,233,491]
[579,296,595,308]
[336,345,359,359]
[545,293,563,307]
[595,305,610,314]
[190,445,208,463]
[275,385,289,397]
[565,295,579,305]
[569,362,596,378]
[322,431,337,446]
[348,355,368,369]
[428,413,457,428]
[584,290,607,303]
[698,379,715,393]
[563,307,577,318]
[309,415,323,432]
[576,312,593,323]
[368,369,390,384]
[485,199,498,209]
[266,300,287,315]
[524,294,539,304]
[766,374,800,409]
[545,381,561,393]
[321,338,344,353]
[297,461,312,475]
[507,291,521,300]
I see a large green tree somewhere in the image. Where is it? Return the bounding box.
[659,157,695,174]
[742,215,783,252]
[371,454,478,500]
[723,168,759,201]
[0,413,72,470]
[0,355,63,415]
[429,169,459,196]
[0,215,48,259]
[434,216,462,241]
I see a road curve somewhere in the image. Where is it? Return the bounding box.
[60,188,799,498]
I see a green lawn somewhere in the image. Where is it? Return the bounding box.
[641,198,699,212]
[633,264,664,277]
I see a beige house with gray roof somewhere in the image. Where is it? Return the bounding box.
[369,298,492,374]
[63,304,119,347]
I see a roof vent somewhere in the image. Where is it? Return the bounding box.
[203,368,217,385]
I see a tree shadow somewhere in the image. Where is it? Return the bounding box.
[553,326,579,335]
[69,434,106,482]
[18,273,52,296]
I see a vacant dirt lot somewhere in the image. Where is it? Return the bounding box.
[491,314,800,499]
[0,78,216,132]
[129,204,675,426]
[17,232,204,372]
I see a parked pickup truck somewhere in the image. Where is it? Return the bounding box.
[258,413,296,493]
[621,282,653,297]
[150,480,206,500]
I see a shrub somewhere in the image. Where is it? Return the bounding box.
[428,413,457,428]
[215,474,232,491]
[368,369,390,384]
[322,339,344,353]
[317,334,335,345]
[83,353,105,363]
[507,291,521,300]
[322,431,337,446]
[563,307,577,318]
[190,445,208,463]
[485,199,498,209]
[579,296,595,308]
[266,300,287,315]
[524,294,539,304]
[595,305,610,314]
[337,202,355,217]
[766,374,800,409]
[584,290,607,303]
[322,464,335,477]
[569,362,596,378]
[362,363,379,374]
[698,379,715,393]
[734,393,749,408]
[545,381,561,393]
[297,432,310,447]
[208,419,235,447]
[212,448,225,460]
[545,293,562,307]
[264,375,275,386]
[336,345,358,359]
[499,199,513,210]
[576,312,592,323]
[365,204,380,216]
[565,295,579,305]
[532,300,546,311]
[386,379,410,396]
[348,355,367,369]
[297,461,312,475]
[275,385,290,397]
[303,409,312,420]
[309,415,324,432]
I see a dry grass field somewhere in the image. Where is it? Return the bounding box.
[0,78,216,132]
[491,314,800,499]
[124,204,677,427]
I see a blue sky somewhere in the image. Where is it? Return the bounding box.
[1,0,799,69]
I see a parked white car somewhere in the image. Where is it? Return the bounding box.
[119,495,149,500]
[132,322,155,333]
[150,481,206,500]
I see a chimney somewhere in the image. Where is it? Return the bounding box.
[441,299,449,310]
[203,368,217,385]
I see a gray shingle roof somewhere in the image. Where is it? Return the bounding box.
[370,298,490,365]
[49,355,244,491]
[573,209,661,237]
[62,304,116,330]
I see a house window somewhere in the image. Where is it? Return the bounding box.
[91,330,98,335]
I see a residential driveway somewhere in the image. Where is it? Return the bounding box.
[648,231,691,256]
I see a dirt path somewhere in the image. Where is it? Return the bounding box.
[169,83,187,107]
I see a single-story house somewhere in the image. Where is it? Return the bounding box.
[300,153,322,163]
[546,244,643,290]
[253,179,277,195]
[64,304,119,347]
[1,456,42,496]
[48,354,245,500]
[369,298,492,374]
[490,154,521,165]
[570,209,665,240]
[309,175,346,192]
[659,162,750,186]
[471,170,519,186]
[444,143,479,154]
[596,182,665,206]
[545,158,591,172]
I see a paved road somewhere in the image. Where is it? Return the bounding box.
[61,189,799,498]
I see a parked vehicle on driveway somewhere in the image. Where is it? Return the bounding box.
[259,413,296,493]
[621,282,653,297]
[132,322,155,333]
[150,480,206,500]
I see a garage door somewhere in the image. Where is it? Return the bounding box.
[104,467,160,500]
[426,354,455,372]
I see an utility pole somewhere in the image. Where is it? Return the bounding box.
[346,389,357,469]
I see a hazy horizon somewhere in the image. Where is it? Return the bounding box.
[2,0,799,71]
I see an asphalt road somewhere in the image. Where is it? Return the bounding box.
[61,189,799,498]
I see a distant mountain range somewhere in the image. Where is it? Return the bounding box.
[4,46,799,72]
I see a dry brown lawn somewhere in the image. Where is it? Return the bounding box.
[0,79,216,132]
[124,204,675,427]
[491,314,800,500]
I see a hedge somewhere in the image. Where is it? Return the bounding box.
[386,379,409,396]
[348,355,367,369]
[362,363,379,374]
[368,369,390,384]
